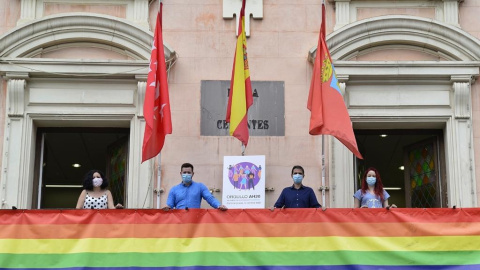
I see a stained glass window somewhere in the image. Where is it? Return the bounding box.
[408,142,437,208]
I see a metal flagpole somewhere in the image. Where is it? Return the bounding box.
[155,0,163,209]
[321,135,326,207]
[320,0,327,208]
[156,155,162,209]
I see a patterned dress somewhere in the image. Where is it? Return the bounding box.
[83,192,108,209]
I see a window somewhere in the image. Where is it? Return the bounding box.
[33,128,129,209]
[355,129,446,208]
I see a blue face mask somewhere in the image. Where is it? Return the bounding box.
[293,174,303,184]
[366,177,376,186]
[182,174,192,183]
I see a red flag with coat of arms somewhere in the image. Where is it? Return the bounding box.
[142,3,172,162]
[307,2,363,159]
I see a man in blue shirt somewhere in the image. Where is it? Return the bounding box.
[272,165,321,209]
[164,163,227,210]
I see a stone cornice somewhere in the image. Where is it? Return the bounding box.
[0,58,149,78]
[332,61,480,79]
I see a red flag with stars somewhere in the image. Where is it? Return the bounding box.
[142,3,172,162]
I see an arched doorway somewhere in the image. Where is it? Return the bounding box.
[0,13,176,209]
[309,15,480,207]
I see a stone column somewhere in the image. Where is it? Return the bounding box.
[328,75,356,208]
[133,0,150,29]
[17,0,36,26]
[334,0,351,31]
[1,74,28,209]
[126,76,154,208]
[443,0,460,27]
[447,75,477,207]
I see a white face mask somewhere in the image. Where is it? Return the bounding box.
[93,178,103,187]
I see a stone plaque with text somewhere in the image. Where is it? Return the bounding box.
[201,80,285,136]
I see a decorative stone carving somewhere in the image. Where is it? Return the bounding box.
[336,74,349,97]
[223,0,263,37]
[6,79,27,117]
[451,75,472,119]
[136,77,147,117]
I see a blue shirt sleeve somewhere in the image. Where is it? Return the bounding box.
[199,183,220,209]
[166,185,177,208]
[383,190,390,201]
[353,189,363,202]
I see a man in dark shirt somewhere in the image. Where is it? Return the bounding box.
[272,165,321,209]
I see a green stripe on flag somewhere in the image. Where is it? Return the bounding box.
[2,251,480,268]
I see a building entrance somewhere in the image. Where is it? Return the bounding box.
[355,129,446,208]
[33,128,129,209]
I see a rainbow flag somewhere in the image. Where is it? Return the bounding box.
[1,208,480,269]
[226,0,253,146]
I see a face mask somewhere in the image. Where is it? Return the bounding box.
[182,174,192,183]
[93,178,103,187]
[293,174,303,184]
[366,177,376,186]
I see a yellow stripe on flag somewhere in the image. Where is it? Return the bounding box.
[2,236,480,254]
[229,16,249,135]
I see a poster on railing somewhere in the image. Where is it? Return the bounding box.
[222,155,265,208]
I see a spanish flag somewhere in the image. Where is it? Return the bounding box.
[307,1,362,159]
[226,0,253,146]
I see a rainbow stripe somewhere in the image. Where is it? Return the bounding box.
[1,208,480,269]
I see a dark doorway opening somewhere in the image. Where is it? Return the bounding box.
[355,129,446,208]
[33,128,129,209]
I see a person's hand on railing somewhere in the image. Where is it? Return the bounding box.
[386,204,397,209]
[270,205,285,211]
